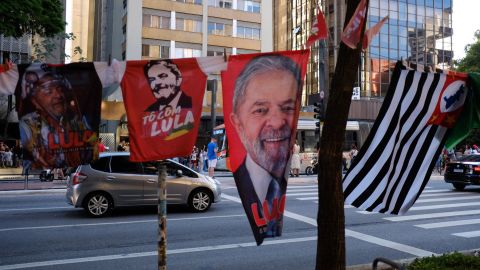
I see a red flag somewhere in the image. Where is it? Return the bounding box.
[341,0,367,49]
[362,16,389,50]
[305,6,328,48]
[427,71,469,128]
[121,58,207,162]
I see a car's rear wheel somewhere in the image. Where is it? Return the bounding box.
[84,192,113,217]
[188,189,212,212]
[452,183,466,191]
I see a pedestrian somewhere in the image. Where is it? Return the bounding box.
[117,140,126,151]
[198,149,204,173]
[464,144,472,155]
[207,137,218,178]
[190,146,198,170]
[97,138,106,153]
[203,147,208,172]
[290,140,301,177]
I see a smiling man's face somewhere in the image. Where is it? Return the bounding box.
[230,69,298,178]
[147,64,178,100]
[32,77,67,120]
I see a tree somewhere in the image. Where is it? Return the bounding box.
[316,0,366,269]
[454,30,480,73]
[0,0,65,38]
[451,30,480,149]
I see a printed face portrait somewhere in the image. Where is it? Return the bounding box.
[31,75,67,120]
[147,61,181,102]
[230,69,298,178]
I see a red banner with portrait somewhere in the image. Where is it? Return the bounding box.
[121,59,207,162]
[221,50,309,245]
[14,63,102,169]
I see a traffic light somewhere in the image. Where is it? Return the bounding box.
[313,100,324,134]
[313,101,324,119]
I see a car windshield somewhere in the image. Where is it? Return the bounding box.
[458,154,480,162]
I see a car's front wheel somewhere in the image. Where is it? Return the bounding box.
[188,189,212,212]
[84,192,113,217]
[452,183,466,191]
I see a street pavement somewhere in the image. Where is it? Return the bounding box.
[2,172,477,270]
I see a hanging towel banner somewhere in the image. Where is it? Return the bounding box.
[343,62,468,215]
[13,63,102,169]
[121,57,226,162]
[221,50,309,245]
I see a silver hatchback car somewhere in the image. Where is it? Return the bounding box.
[66,152,221,217]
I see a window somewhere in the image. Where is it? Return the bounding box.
[208,0,232,9]
[144,15,170,29]
[175,47,201,58]
[176,18,202,32]
[142,44,170,58]
[176,0,202,4]
[91,157,110,172]
[238,0,260,13]
[236,25,261,40]
[142,161,159,175]
[111,156,141,174]
[166,161,197,178]
[208,22,232,36]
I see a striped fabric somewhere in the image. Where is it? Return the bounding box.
[343,61,467,215]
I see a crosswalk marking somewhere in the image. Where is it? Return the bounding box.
[415,219,480,229]
[415,195,480,203]
[410,202,480,211]
[287,185,480,239]
[296,197,318,200]
[421,189,451,193]
[419,192,470,198]
[452,231,480,238]
[287,185,317,189]
[384,210,480,222]
[286,192,317,196]
[287,189,317,193]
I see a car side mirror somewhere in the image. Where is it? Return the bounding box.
[176,170,183,177]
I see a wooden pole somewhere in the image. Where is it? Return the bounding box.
[157,161,167,270]
[316,0,368,269]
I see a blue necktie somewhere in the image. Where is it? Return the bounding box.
[265,179,281,237]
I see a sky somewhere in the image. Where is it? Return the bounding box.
[452,1,480,60]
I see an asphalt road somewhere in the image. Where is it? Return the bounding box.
[0,176,479,270]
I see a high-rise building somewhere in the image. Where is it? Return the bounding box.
[275,0,453,123]
[95,0,272,145]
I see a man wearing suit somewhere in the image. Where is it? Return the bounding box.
[229,54,303,245]
[144,59,192,112]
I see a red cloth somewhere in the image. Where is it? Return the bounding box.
[341,0,367,49]
[305,6,328,48]
[427,71,469,128]
[362,16,389,50]
[121,59,207,162]
[98,143,106,153]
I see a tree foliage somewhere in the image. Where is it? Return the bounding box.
[0,0,65,38]
[454,30,480,73]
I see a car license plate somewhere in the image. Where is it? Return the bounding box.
[453,168,463,173]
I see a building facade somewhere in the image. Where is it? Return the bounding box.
[275,0,453,122]
[95,0,271,146]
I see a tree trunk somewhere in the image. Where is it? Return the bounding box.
[315,0,365,269]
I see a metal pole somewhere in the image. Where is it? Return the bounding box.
[210,79,217,135]
[157,161,167,270]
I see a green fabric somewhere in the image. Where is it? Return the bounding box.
[445,73,480,149]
